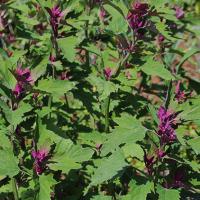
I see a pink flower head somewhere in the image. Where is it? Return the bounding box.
[127,2,149,38]
[13,67,33,98]
[158,34,165,43]
[157,106,177,144]
[156,148,166,159]
[13,83,23,97]
[175,81,187,103]
[46,5,64,37]
[15,67,32,83]
[174,6,184,19]
[32,148,49,175]
[99,7,106,21]
[49,53,56,63]
[104,67,112,80]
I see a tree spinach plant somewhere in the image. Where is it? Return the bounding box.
[0,0,200,199]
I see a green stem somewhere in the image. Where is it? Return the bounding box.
[164,80,172,109]
[11,177,19,200]
[104,95,110,133]
[114,52,130,78]
[48,95,52,118]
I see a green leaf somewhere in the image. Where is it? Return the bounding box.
[35,78,75,99]
[184,159,200,172]
[122,143,144,160]
[0,100,32,128]
[57,36,78,62]
[91,195,112,200]
[141,57,174,80]
[0,149,19,177]
[148,104,159,125]
[104,4,128,34]
[121,181,153,200]
[150,0,167,8]
[157,186,180,200]
[178,98,200,122]
[87,75,118,101]
[0,58,17,90]
[101,113,146,156]
[32,55,49,81]
[89,150,128,187]
[176,48,200,73]
[49,139,93,174]
[38,174,57,200]
[78,131,106,146]
[154,20,175,41]
[187,137,200,154]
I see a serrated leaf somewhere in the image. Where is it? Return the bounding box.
[178,98,200,122]
[78,131,106,146]
[155,21,175,41]
[157,186,180,200]
[0,58,17,90]
[89,150,128,187]
[32,56,49,81]
[187,137,200,154]
[121,181,153,200]
[176,48,200,73]
[35,78,75,98]
[91,195,112,200]
[38,174,57,200]
[57,36,78,62]
[104,4,128,34]
[141,57,174,80]
[101,113,146,156]
[49,139,93,173]
[0,149,19,177]
[87,75,118,101]
[122,143,143,160]
[0,100,32,128]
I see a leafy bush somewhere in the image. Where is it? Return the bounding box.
[0,0,200,199]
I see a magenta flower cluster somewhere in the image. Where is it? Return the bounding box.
[174,6,184,19]
[157,106,177,144]
[127,2,149,37]
[46,5,64,37]
[13,67,32,97]
[32,149,49,175]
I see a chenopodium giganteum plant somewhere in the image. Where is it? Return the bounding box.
[0,0,200,199]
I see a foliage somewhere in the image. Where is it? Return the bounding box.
[0,0,200,199]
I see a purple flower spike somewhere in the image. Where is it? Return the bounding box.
[157,106,177,144]
[127,2,149,38]
[174,6,184,19]
[13,67,33,98]
[175,81,187,103]
[104,67,112,80]
[46,5,64,37]
[32,148,49,175]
